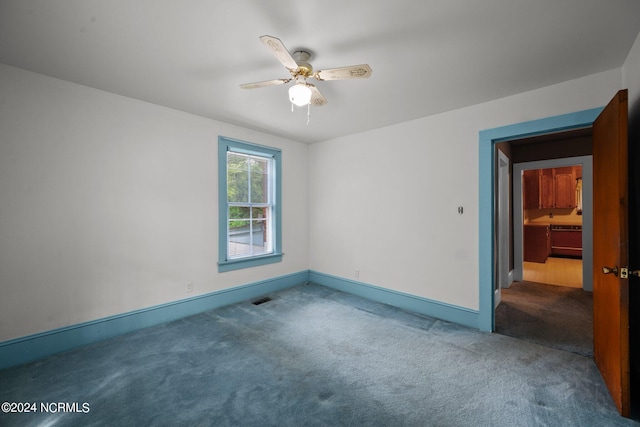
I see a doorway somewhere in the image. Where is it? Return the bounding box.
[480,96,637,416]
[496,141,595,355]
[520,164,584,288]
[513,156,593,292]
[478,108,602,331]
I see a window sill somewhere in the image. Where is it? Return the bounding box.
[218,252,283,273]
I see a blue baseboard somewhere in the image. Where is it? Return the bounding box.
[0,270,480,370]
[309,271,479,329]
[0,271,308,370]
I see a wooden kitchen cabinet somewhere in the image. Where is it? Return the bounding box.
[523,169,540,209]
[523,166,582,209]
[524,224,550,263]
[522,168,553,209]
[539,169,554,208]
[554,166,578,208]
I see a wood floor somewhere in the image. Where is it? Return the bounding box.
[523,256,582,288]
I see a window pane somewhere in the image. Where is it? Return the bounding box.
[227,219,270,257]
[251,219,268,254]
[228,153,248,171]
[229,219,249,233]
[229,206,250,220]
[250,158,269,203]
[227,171,248,203]
[227,154,248,203]
[228,220,251,257]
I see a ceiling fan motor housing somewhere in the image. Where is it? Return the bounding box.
[292,50,313,77]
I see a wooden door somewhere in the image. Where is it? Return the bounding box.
[592,89,630,417]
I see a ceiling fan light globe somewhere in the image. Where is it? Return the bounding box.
[289,84,312,106]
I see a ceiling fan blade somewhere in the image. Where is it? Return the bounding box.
[309,85,327,106]
[314,64,372,81]
[239,78,291,89]
[259,35,299,71]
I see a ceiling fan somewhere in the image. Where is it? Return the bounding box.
[240,35,372,119]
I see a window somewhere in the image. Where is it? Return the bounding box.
[218,137,282,272]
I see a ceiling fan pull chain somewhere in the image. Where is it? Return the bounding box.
[307,103,310,125]
[291,102,294,113]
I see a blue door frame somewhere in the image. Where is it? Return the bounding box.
[477,107,603,331]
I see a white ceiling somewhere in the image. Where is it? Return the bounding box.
[1,1,639,144]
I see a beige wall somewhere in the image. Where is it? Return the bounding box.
[0,64,309,341]
[3,27,639,341]
[309,69,621,311]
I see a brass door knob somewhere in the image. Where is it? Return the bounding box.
[602,266,619,276]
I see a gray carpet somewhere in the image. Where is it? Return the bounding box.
[495,281,593,357]
[1,283,636,426]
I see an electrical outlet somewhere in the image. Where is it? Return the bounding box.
[355,269,360,278]
[186,282,193,293]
